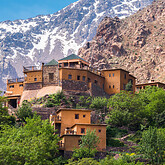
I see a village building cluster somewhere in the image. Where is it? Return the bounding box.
[4,54,165,153]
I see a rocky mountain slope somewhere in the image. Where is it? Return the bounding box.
[78,0,165,84]
[0,0,153,91]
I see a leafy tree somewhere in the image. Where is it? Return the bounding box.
[90,97,107,122]
[125,81,133,92]
[72,129,99,160]
[139,127,165,164]
[0,92,15,128]
[0,115,60,165]
[46,91,70,107]
[16,100,33,122]
[67,158,100,165]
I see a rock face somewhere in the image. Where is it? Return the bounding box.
[78,0,165,84]
[0,0,153,91]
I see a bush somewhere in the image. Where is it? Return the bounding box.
[67,158,100,165]
[139,127,165,164]
[15,100,33,122]
[107,138,124,147]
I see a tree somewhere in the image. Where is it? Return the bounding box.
[16,100,33,122]
[139,127,165,164]
[72,129,100,160]
[125,81,133,92]
[0,92,15,128]
[0,115,60,165]
[90,97,107,122]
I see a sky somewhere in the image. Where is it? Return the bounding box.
[0,0,78,22]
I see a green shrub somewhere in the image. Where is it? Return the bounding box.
[139,127,165,164]
[67,158,100,165]
[107,138,124,147]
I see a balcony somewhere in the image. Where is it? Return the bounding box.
[64,128,77,135]
[23,66,41,72]
[7,77,24,84]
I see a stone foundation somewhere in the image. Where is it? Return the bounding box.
[24,82,42,90]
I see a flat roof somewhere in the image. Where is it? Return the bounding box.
[56,108,92,114]
[101,68,130,73]
[71,123,107,128]
[136,82,165,86]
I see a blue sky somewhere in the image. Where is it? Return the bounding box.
[0,0,78,22]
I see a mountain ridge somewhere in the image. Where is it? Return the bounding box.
[78,0,165,84]
[0,0,153,91]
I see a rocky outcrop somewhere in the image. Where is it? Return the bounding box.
[78,0,165,83]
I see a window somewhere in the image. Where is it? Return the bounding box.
[98,129,101,133]
[81,128,85,134]
[34,78,37,81]
[113,73,115,77]
[9,85,14,88]
[75,114,79,119]
[49,73,54,82]
[109,73,111,77]
[68,74,72,79]
[88,78,91,82]
[113,85,115,88]
[78,140,82,145]
[77,75,80,80]
[124,74,126,79]
[94,80,98,84]
[109,85,111,88]
[83,115,86,118]
[82,76,86,81]
[19,84,23,87]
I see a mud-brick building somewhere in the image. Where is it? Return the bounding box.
[136,81,165,92]
[50,108,107,151]
[5,54,136,108]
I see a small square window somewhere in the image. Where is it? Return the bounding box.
[109,73,111,77]
[83,115,86,118]
[19,84,23,87]
[78,140,82,145]
[113,85,115,88]
[113,73,115,77]
[9,85,14,88]
[98,129,101,133]
[109,85,111,88]
[68,74,72,79]
[81,128,85,134]
[75,114,79,119]
[77,75,80,80]
[82,76,86,81]
[34,78,37,81]
[94,80,98,84]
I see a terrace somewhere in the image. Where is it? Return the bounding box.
[23,66,42,72]
[7,77,24,84]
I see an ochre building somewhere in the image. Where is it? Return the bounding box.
[5,54,136,108]
[49,108,107,151]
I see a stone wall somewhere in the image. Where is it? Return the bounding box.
[32,107,56,120]
[62,80,88,91]
[24,82,42,90]
[91,83,110,97]
[42,65,59,87]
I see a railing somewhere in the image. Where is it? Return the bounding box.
[8,77,24,83]
[59,65,102,76]
[64,129,77,135]
[58,142,64,149]
[55,116,61,121]
[23,66,41,72]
